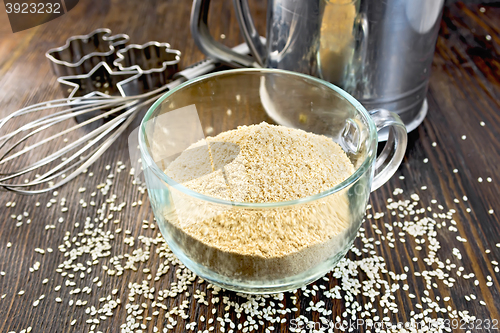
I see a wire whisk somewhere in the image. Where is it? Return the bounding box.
[0,82,178,194]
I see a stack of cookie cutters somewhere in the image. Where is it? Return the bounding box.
[45,28,182,99]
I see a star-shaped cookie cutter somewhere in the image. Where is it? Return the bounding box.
[113,41,181,94]
[57,61,142,99]
[57,62,143,123]
[46,28,130,77]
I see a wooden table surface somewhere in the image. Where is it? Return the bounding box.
[1,1,499,332]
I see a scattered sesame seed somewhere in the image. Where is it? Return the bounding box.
[3,159,491,333]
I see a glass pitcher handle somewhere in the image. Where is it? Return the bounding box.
[190,0,259,68]
[233,0,266,66]
[369,109,408,192]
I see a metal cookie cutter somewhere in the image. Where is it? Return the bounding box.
[57,62,141,99]
[113,42,181,95]
[57,61,142,123]
[46,28,129,77]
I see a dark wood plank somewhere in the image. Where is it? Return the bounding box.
[0,1,499,333]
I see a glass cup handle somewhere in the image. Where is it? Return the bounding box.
[368,109,408,192]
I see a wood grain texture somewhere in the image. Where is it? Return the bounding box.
[0,1,499,333]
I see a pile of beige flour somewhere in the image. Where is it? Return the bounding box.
[163,122,356,281]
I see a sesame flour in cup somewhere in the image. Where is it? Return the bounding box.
[139,69,407,294]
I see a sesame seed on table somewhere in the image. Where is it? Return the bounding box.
[0,1,499,333]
